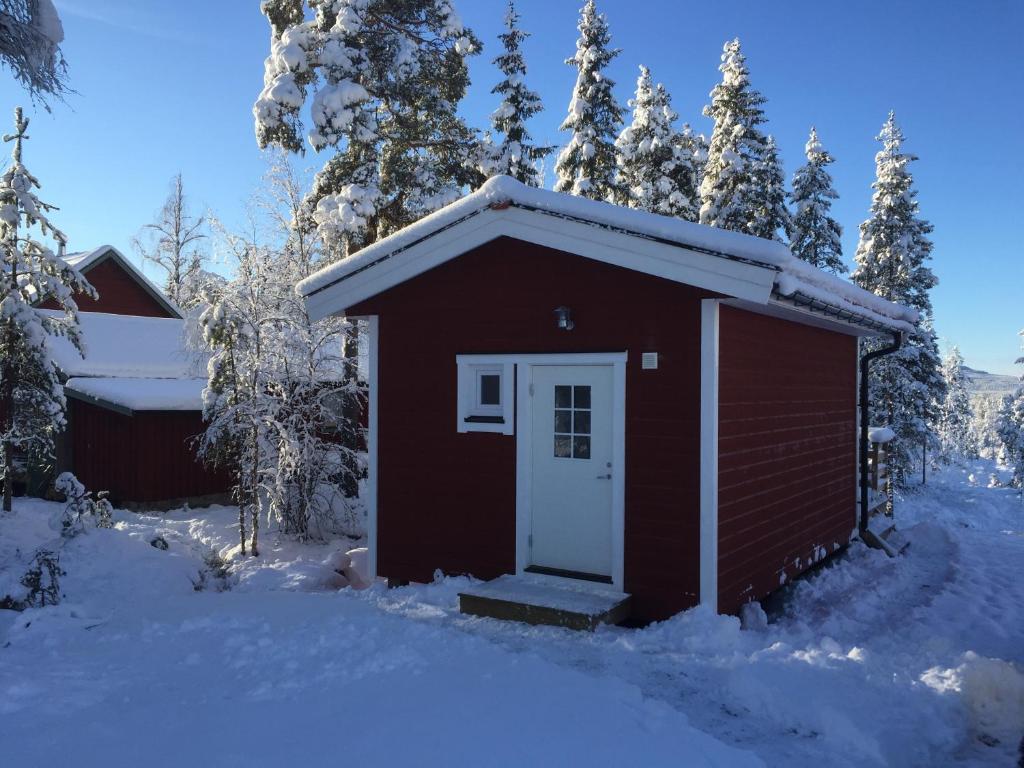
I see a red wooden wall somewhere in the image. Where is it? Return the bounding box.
[349,237,711,621]
[717,306,858,614]
[69,398,230,506]
[39,258,175,318]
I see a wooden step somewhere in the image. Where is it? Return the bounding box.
[458,574,632,631]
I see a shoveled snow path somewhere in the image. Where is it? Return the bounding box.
[358,462,1024,767]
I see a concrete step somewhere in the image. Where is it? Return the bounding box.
[459,574,631,631]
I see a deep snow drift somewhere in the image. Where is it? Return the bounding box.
[1,460,1022,767]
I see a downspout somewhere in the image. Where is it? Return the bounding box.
[858,331,903,535]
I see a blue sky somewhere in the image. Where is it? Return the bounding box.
[3,1,1022,374]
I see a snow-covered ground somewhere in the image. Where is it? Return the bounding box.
[2,460,1022,767]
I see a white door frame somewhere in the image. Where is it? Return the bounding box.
[513,352,628,590]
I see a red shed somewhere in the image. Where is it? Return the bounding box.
[43,311,229,509]
[298,177,915,622]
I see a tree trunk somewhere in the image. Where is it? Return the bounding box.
[250,426,260,557]
[238,477,247,557]
[2,440,12,513]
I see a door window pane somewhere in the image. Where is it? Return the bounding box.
[573,385,591,408]
[555,385,572,408]
[554,410,572,433]
[554,435,572,458]
[572,436,591,459]
[573,410,590,435]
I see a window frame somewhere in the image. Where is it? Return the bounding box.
[456,356,515,435]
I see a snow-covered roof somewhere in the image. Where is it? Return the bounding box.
[41,310,205,379]
[60,245,184,319]
[65,377,206,414]
[298,176,917,335]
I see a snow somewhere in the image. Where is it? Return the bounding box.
[65,377,206,412]
[2,460,1022,766]
[869,426,896,443]
[297,175,917,332]
[41,310,204,379]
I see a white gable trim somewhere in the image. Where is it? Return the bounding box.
[304,207,778,321]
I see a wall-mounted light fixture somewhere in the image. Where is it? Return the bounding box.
[554,306,574,331]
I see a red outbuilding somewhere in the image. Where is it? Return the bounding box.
[298,178,915,623]
[34,246,229,509]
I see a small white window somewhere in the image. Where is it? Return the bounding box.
[456,356,514,434]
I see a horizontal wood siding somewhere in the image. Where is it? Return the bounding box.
[350,237,710,622]
[39,258,174,317]
[69,400,229,505]
[717,305,857,614]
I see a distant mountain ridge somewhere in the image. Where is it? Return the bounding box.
[962,366,1019,395]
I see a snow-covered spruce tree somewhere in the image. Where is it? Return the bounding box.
[937,346,975,461]
[254,0,482,259]
[0,107,94,512]
[699,38,768,234]
[972,394,1007,461]
[789,127,844,273]
[0,0,68,106]
[748,134,791,242]
[995,331,1024,487]
[131,174,208,311]
[614,66,698,220]
[479,0,553,186]
[554,0,624,202]
[853,113,944,487]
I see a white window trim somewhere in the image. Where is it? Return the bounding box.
[456,356,515,435]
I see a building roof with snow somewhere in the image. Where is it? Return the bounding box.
[42,310,204,380]
[64,377,206,415]
[298,176,916,336]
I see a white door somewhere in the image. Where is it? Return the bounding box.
[529,364,615,580]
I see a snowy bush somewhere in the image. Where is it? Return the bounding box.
[191,549,231,592]
[51,472,113,538]
[1,548,63,610]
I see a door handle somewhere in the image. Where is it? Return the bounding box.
[596,474,612,480]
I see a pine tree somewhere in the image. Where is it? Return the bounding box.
[614,66,698,220]
[0,107,94,512]
[937,346,975,461]
[996,330,1024,488]
[554,0,624,201]
[748,134,791,241]
[699,38,768,233]
[853,113,944,486]
[789,127,844,273]
[131,174,208,310]
[480,1,553,186]
[254,0,482,257]
[0,0,68,106]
